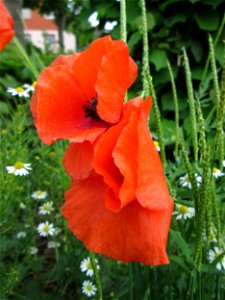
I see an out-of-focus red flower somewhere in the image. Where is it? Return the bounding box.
[62,97,174,265]
[30,36,137,145]
[0,0,14,51]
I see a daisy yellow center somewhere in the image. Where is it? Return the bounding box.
[86,285,92,292]
[215,253,221,259]
[87,261,92,270]
[43,225,50,232]
[16,87,24,93]
[185,174,190,182]
[209,232,215,240]
[213,167,218,174]
[32,81,37,87]
[14,161,24,169]
[43,204,51,211]
[37,191,43,196]
[154,141,159,148]
[178,205,188,214]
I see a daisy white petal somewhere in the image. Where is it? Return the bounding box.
[16,231,27,239]
[174,204,195,220]
[7,86,30,98]
[37,221,55,237]
[80,257,99,277]
[212,167,224,179]
[82,280,97,298]
[28,246,38,255]
[47,241,61,249]
[32,190,48,200]
[208,247,225,271]
[39,202,54,215]
[6,162,31,176]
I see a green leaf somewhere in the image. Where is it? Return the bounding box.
[0,102,10,114]
[189,0,224,9]
[128,32,142,53]
[170,229,193,263]
[189,39,203,63]
[164,11,189,27]
[215,42,224,67]
[146,12,156,30]
[169,255,191,272]
[194,10,219,31]
[150,49,167,71]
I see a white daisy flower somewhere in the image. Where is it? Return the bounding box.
[80,257,100,277]
[23,81,37,93]
[180,173,202,189]
[82,280,97,298]
[19,202,26,209]
[7,86,30,98]
[16,231,27,239]
[208,247,225,271]
[203,228,217,243]
[31,190,48,200]
[28,246,38,255]
[54,227,62,236]
[223,160,225,168]
[173,204,195,220]
[6,161,32,176]
[39,202,54,215]
[47,241,61,249]
[212,167,224,179]
[37,221,55,237]
[153,140,160,151]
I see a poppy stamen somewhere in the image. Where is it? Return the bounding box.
[84,97,101,121]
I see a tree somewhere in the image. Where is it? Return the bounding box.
[23,0,69,51]
[4,0,25,45]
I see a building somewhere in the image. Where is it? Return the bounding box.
[22,8,76,52]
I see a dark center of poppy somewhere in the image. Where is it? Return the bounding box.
[83,97,101,121]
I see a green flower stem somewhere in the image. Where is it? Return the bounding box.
[180,138,199,213]
[195,146,210,269]
[13,37,39,79]
[197,101,206,163]
[200,14,225,86]
[216,48,225,169]
[182,48,198,163]
[147,74,166,166]
[120,0,127,43]
[89,251,102,300]
[140,0,150,97]
[167,60,180,158]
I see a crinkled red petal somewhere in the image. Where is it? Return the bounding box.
[63,142,94,180]
[62,171,173,266]
[30,54,107,145]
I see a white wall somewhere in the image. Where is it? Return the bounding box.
[24,29,76,52]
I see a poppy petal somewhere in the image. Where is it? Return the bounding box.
[71,35,128,100]
[63,142,94,180]
[112,112,138,208]
[0,1,14,51]
[62,171,173,266]
[96,46,137,123]
[30,54,107,145]
[136,112,171,210]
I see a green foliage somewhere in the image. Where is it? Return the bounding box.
[1,0,225,299]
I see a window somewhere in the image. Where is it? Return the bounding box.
[45,34,55,46]
[44,13,55,20]
[22,9,32,19]
[24,34,31,42]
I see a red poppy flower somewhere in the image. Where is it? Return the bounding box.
[0,0,14,51]
[62,97,174,265]
[30,35,137,145]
